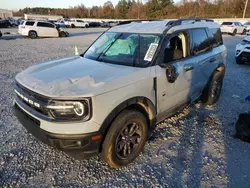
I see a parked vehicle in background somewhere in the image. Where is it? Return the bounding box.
[100,21,109,27]
[54,20,66,28]
[101,21,118,28]
[64,19,89,28]
[220,22,246,36]
[88,22,101,27]
[0,30,2,37]
[0,20,12,28]
[18,20,69,39]
[235,36,250,64]
[244,22,250,31]
[8,19,19,27]
[14,18,227,168]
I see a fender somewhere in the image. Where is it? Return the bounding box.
[98,97,157,150]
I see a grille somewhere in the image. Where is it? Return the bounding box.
[15,82,49,116]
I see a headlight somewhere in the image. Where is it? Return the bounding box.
[46,99,91,121]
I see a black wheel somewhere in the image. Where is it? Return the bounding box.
[59,31,66,37]
[231,29,237,36]
[71,24,75,28]
[29,31,37,39]
[201,70,224,105]
[100,109,148,168]
[0,33,2,37]
[242,29,247,35]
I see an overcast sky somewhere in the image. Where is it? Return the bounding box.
[2,0,128,10]
[1,0,178,11]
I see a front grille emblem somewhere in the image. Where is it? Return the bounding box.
[15,89,41,108]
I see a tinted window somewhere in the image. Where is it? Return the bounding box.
[25,21,35,26]
[222,22,232,25]
[208,28,223,48]
[191,29,210,55]
[37,22,55,28]
[77,20,83,22]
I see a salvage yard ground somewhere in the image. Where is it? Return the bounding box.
[0,28,250,187]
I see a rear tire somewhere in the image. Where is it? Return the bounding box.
[231,29,237,36]
[201,70,224,105]
[71,24,75,28]
[100,109,148,168]
[59,31,66,38]
[28,31,37,39]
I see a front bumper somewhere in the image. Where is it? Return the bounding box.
[13,102,101,159]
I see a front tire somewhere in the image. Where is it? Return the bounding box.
[242,29,247,35]
[100,109,148,168]
[201,70,224,105]
[71,24,75,28]
[28,31,37,39]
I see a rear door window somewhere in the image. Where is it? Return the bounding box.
[207,28,223,48]
[25,21,35,26]
[190,28,210,55]
[37,22,55,28]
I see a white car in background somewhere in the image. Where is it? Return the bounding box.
[235,36,250,64]
[244,22,250,31]
[64,19,89,28]
[220,22,246,36]
[18,20,69,39]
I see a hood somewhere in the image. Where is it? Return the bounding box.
[16,56,149,97]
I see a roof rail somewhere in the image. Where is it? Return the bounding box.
[166,18,214,27]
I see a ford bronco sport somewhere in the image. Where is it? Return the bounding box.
[14,19,227,168]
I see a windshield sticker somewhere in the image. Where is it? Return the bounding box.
[144,43,158,61]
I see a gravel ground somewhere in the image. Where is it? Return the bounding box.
[0,28,250,187]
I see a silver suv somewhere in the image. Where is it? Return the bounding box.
[14,19,227,168]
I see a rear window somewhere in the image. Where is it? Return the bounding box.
[25,21,35,26]
[208,28,223,48]
[222,22,232,25]
[191,28,210,55]
[37,22,55,28]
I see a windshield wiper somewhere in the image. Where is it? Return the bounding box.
[96,33,123,62]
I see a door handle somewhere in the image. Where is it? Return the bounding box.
[184,64,194,72]
[210,58,216,63]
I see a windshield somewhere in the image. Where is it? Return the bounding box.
[84,32,161,67]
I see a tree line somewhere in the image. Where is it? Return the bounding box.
[13,0,250,19]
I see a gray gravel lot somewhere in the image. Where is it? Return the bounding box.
[0,28,250,187]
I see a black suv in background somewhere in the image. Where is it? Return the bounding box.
[0,20,12,28]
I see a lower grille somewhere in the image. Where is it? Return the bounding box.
[239,52,250,61]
